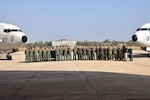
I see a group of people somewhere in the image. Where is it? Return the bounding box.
[24,45,133,63]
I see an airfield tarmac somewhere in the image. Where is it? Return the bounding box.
[0,50,150,100]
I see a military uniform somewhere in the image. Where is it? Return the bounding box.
[62,47,65,61]
[68,47,72,60]
[64,47,68,60]
[55,47,60,61]
[42,48,47,61]
[82,47,87,60]
[51,47,56,61]
[38,47,43,62]
[128,48,133,61]
[107,47,112,60]
[117,47,123,61]
[104,47,108,60]
[29,47,34,62]
[96,46,100,60]
[47,48,51,61]
[73,46,77,60]
[78,47,83,60]
[100,47,104,60]
[86,47,91,60]
[25,47,30,63]
[112,46,117,60]
[91,47,95,60]
[59,47,63,61]
[33,47,39,62]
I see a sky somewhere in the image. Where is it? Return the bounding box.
[0,0,150,43]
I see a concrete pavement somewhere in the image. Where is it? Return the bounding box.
[0,50,150,100]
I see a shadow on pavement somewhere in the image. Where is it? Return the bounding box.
[133,53,148,58]
[0,71,150,100]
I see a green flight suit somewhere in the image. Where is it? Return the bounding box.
[117,48,123,61]
[73,47,77,60]
[87,47,91,60]
[91,47,95,60]
[100,47,104,60]
[64,47,68,61]
[33,48,39,62]
[59,47,63,61]
[83,48,87,60]
[112,48,117,60]
[38,49,42,62]
[29,49,34,62]
[47,49,51,61]
[55,47,60,61]
[108,47,112,60]
[104,48,108,60]
[42,49,47,61]
[25,49,30,63]
[77,47,83,60]
[67,47,71,60]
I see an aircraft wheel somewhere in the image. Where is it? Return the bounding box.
[6,54,12,60]
[147,52,150,57]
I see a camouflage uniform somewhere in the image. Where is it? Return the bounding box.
[100,46,104,60]
[112,46,117,60]
[104,46,108,60]
[117,46,123,61]
[86,46,91,60]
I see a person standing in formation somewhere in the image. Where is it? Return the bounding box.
[25,44,133,63]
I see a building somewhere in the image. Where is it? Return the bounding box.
[52,39,77,47]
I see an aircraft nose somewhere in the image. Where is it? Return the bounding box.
[132,35,138,41]
[22,36,27,43]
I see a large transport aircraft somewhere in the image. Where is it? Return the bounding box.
[0,23,27,60]
[132,23,150,56]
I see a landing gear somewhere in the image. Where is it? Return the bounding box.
[147,52,150,57]
[6,53,12,60]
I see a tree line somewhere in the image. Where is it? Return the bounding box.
[24,39,137,47]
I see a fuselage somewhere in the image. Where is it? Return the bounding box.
[0,23,27,50]
[132,23,150,47]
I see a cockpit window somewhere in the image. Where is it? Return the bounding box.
[3,29,23,33]
[19,30,22,32]
[11,29,18,32]
[136,28,149,31]
[141,28,147,31]
[136,28,140,31]
[4,29,11,33]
